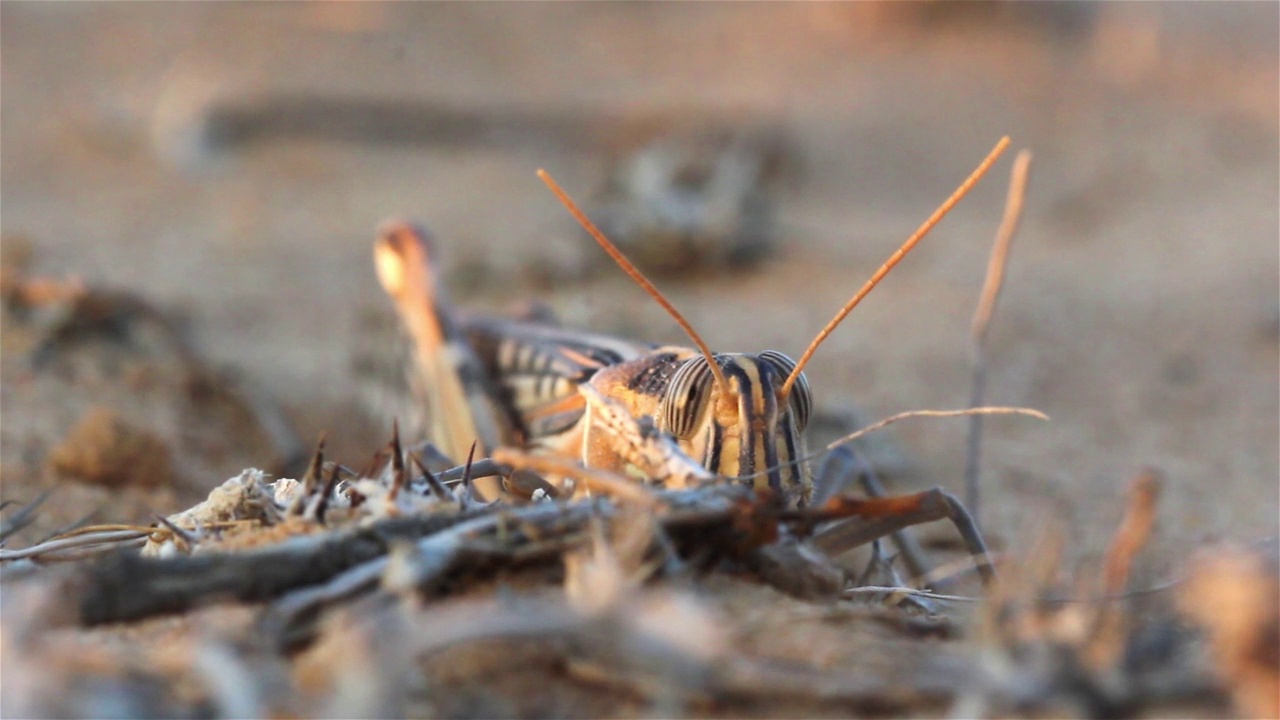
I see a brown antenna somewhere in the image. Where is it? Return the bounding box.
[780,136,1011,399]
[537,168,731,395]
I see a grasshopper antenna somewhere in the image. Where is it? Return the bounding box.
[780,136,1012,400]
[537,169,731,395]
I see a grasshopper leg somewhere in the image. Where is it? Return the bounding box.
[374,221,516,501]
[811,487,997,586]
[812,447,937,582]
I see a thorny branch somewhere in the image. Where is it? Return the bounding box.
[63,471,1000,630]
[59,485,701,626]
[77,511,484,625]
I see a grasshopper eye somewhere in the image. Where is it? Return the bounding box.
[759,350,812,431]
[662,356,716,438]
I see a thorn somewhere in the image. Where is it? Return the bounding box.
[389,420,406,500]
[292,433,327,515]
[154,514,200,549]
[461,440,478,508]
[305,434,327,488]
[411,452,455,504]
[314,462,343,524]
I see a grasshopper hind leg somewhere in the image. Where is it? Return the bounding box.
[810,466,997,587]
[374,221,517,501]
[812,446,999,587]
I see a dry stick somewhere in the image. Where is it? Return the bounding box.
[844,575,1186,606]
[0,490,53,543]
[0,529,150,561]
[965,150,1033,523]
[13,539,149,564]
[1088,468,1163,662]
[1100,467,1162,597]
[36,522,157,538]
[1066,468,1162,670]
[0,518,270,563]
[398,590,965,707]
[845,585,980,604]
[435,457,508,485]
[77,509,491,625]
[262,500,613,641]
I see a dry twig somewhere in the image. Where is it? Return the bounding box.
[965,149,1033,522]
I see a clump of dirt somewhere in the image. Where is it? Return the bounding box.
[46,406,176,489]
[0,251,301,541]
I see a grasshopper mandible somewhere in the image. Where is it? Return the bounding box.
[374,137,1011,510]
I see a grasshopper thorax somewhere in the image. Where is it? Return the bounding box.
[658,351,813,505]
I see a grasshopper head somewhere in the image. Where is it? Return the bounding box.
[658,351,813,506]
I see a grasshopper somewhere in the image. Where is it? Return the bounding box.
[374,138,1010,519]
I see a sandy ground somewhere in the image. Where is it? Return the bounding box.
[2,0,1276,620]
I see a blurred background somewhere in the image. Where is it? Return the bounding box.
[2,3,1276,564]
